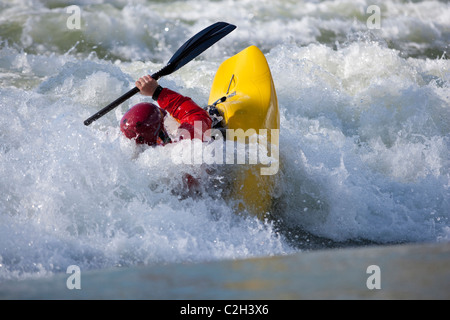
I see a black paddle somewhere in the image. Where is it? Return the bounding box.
[84,22,236,126]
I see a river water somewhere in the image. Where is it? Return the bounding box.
[0,0,449,282]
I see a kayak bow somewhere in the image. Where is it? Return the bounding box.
[208,46,280,219]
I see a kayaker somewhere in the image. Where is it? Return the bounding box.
[120,75,212,146]
[120,75,212,198]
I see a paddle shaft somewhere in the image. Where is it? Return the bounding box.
[84,68,169,126]
[83,87,138,126]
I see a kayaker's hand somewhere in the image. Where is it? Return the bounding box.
[136,75,158,96]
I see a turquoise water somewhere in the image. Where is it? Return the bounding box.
[0,0,449,282]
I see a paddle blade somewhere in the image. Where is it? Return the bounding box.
[152,22,236,79]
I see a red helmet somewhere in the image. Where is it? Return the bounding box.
[120,102,166,146]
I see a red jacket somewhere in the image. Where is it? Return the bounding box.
[157,88,212,141]
[157,88,210,196]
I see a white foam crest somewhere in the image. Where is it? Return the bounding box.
[268,39,449,243]
[278,115,449,243]
[0,56,292,281]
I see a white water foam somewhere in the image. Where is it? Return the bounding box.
[1,0,449,282]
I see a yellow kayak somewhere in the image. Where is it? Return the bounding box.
[208,46,280,219]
